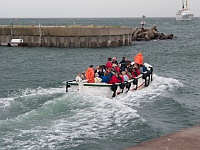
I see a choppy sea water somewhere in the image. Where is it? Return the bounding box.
[0,18,200,150]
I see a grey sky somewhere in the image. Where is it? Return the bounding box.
[0,0,199,18]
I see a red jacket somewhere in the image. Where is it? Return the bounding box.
[131,71,137,78]
[132,69,140,78]
[108,75,123,84]
[136,69,141,75]
[115,66,120,73]
[106,61,112,68]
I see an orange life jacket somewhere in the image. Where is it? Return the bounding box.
[86,67,95,83]
[134,53,143,65]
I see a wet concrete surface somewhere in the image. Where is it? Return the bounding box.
[125,125,200,150]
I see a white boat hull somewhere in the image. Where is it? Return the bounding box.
[176,0,194,21]
[0,42,9,46]
[66,63,153,98]
[10,43,20,47]
[176,13,194,21]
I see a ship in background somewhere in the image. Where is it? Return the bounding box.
[176,0,194,21]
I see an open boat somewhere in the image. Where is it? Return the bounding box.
[66,63,153,98]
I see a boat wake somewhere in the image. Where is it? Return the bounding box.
[111,74,183,106]
[0,74,183,149]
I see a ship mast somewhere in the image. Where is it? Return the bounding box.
[182,0,184,9]
[186,0,188,10]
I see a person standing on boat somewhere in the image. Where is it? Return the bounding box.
[86,65,95,83]
[106,57,112,69]
[112,57,118,65]
[119,57,127,72]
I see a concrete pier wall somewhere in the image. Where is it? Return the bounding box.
[125,124,200,150]
[0,26,133,48]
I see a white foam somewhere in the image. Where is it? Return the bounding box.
[16,86,66,97]
[0,74,184,149]
[0,98,14,110]
[0,86,66,107]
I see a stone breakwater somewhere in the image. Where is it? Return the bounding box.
[132,25,174,41]
[0,25,174,48]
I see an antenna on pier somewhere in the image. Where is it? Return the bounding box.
[11,22,13,37]
[39,22,42,47]
[140,15,146,29]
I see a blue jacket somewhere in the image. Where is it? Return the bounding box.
[101,76,108,83]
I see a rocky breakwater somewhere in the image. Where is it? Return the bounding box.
[132,25,174,41]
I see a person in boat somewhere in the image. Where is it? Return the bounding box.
[96,65,104,78]
[122,71,129,82]
[101,71,109,83]
[114,64,120,73]
[119,72,124,81]
[112,57,118,65]
[134,52,143,65]
[119,56,127,72]
[108,72,123,84]
[106,68,114,83]
[125,68,132,80]
[139,63,147,74]
[102,65,106,71]
[94,73,102,83]
[76,73,82,82]
[133,63,141,76]
[131,68,138,78]
[111,63,120,73]
[126,60,133,73]
[86,65,95,83]
[80,71,86,80]
[106,57,112,69]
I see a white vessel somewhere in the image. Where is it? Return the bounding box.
[176,0,194,21]
[66,63,153,98]
[7,39,27,47]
